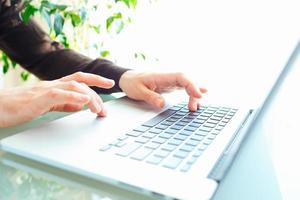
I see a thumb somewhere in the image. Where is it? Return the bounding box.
[141,86,165,108]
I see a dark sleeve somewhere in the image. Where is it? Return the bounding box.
[0,1,130,94]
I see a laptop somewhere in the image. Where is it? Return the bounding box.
[1,41,299,200]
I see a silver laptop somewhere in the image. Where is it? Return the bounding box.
[1,41,299,200]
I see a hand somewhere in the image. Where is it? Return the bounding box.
[119,70,207,111]
[0,72,115,128]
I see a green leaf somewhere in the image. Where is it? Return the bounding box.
[56,5,68,11]
[11,60,17,68]
[129,0,137,8]
[106,13,122,31]
[54,13,64,36]
[41,0,67,11]
[21,4,38,23]
[57,33,69,48]
[115,0,137,8]
[134,52,146,60]
[91,25,100,34]
[40,8,52,29]
[21,71,30,81]
[2,53,9,73]
[69,12,81,27]
[100,50,110,57]
[116,0,130,8]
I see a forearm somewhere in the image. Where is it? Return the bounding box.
[0,4,129,94]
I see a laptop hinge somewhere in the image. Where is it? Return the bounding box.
[208,109,255,182]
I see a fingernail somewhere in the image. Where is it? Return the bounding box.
[156,98,164,108]
[96,104,102,113]
[200,88,208,93]
[193,103,197,111]
[107,79,115,85]
[102,108,107,116]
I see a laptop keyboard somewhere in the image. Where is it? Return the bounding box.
[99,102,237,172]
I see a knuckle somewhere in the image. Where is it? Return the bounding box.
[46,88,59,98]
[66,92,77,101]
[74,71,84,78]
[68,80,79,89]
[176,72,186,79]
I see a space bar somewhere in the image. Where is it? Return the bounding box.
[142,109,176,127]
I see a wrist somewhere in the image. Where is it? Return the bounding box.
[119,70,136,92]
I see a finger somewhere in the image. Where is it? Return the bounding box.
[60,72,115,89]
[174,73,203,98]
[39,88,90,113]
[57,81,103,114]
[188,96,199,112]
[140,86,165,108]
[51,104,84,112]
[95,95,107,117]
[200,87,208,93]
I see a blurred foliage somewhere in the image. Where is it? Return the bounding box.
[0,0,139,81]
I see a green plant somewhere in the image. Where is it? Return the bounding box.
[0,0,138,81]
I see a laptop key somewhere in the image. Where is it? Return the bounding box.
[149,128,163,134]
[219,122,227,127]
[179,130,193,136]
[152,137,167,144]
[184,126,197,132]
[198,127,212,132]
[118,135,128,141]
[187,156,198,164]
[161,121,174,126]
[207,134,216,140]
[169,106,182,111]
[142,109,176,127]
[142,132,157,139]
[174,134,188,141]
[159,133,173,139]
[185,139,200,146]
[207,119,219,124]
[175,121,189,126]
[134,125,150,132]
[170,125,184,130]
[211,130,221,135]
[203,123,216,128]
[215,126,223,131]
[163,156,183,169]
[126,131,142,137]
[165,128,180,135]
[115,141,127,148]
[168,138,183,146]
[116,143,142,157]
[198,143,209,151]
[193,149,203,157]
[179,144,195,152]
[161,144,177,151]
[203,139,213,145]
[155,149,170,158]
[146,155,164,165]
[135,137,150,144]
[190,134,204,141]
[145,142,161,150]
[188,122,201,128]
[156,124,169,130]
[174,150,190,158]
[99,144,112,152]
[130,147,153,161]
[180,163,192,172]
